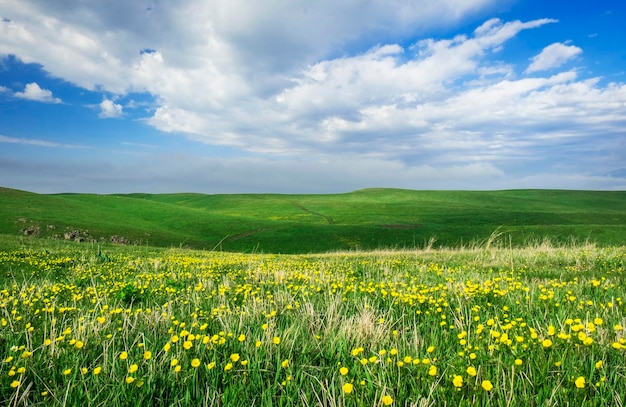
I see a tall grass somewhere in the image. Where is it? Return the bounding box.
[1,238,625,406]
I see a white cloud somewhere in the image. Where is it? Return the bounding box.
[0,134,88,148]
[1,1,626,192]
[13,82,61,103]
[99,99,123,118]
[526,42,583,73]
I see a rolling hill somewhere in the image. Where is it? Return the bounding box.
[1,187,625,252]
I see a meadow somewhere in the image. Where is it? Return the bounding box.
[1,236,625,406]
[2,187,626,252]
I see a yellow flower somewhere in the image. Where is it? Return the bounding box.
[281,359,289,368]
[63,368,72,376]
[595,360,603,369]
[207,362,216,370]
[183,340,193,350]
[428,365,437,376]
[481,380,494,391]
[97,316,106,324]
[129,364,138,374]
[170,358,179,367]
[125,376,135,384]
[342,383,353,394]
[575,376,585,389]
[93,366,102,375]
[81,367,88,375]
[381,395,393,405]
[340,367,349,376]
[230,353,240,362]
[74,340,84,349]
[542,339,553,348]
[452,375,463,388]
[191,358,201,368]
[163,343,171,352]
[224,363,233,371]
[514,359,523,366]
[466,366,477,377]
[143,351,152,360]
[119,351,128,360]
[273,337,281,345]
[255,340,262,348]
[10,380,20,388]
[238,334,246,342]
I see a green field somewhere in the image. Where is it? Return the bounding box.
[0,237,625,406]
[1,187,625,405]
[1,187,625,252]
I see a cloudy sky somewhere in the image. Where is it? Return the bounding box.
[1,0,625,194]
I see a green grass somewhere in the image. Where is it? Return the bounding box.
[1,187,625,253]
[0,237,625,406]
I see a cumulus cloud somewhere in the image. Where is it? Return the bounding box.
[526,42,583,73]
[14,82,61,103]
[99,99,123,118]
[1,1,626,192]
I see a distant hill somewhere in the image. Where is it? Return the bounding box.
[1,187,625,252]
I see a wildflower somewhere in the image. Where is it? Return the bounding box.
[163,343,171,352]
[542,339,553,348]
[21,351,32,358]
[170,359,179,367]
[93,366,102,375]
[481,380,494,391]
[224,363,233,371]
[191,358,201,368]
[207,362,216,370]
[595,360,603,369]
[129,364,138,374]
[10,380,20,388]
[183,340,193,350]
[119,351,128,360]
[63,368,72,376]
[340,367,349,376]
[74,340,84,349]
[466,366,477,377]
[143,351,152,360]
[230,353,240,362]
[381,395,394,405]
[238,334,246,342]
[81,367,88,375]
[281,359,289,368]
[575,376,585,389]
[452,374,463,388]
[428,365,437,376]
[272,337,281,345]
[343,383,354,394]
[514,359,523,366]
[125,376,135,384]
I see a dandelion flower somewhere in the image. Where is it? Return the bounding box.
[224,362,233,371]
[170,358,179,367]
[481,380,494,391]
[93,366,102,375]
[125,376,135,384]
[381,395,393,405]
[542,339,553,348]
[452,374,463,388]
[63,368,72,376]
[281,359,289,368]
[428,365,437,376]
[129,364,138,374]
[238,334,246,342]
[427,346,435,353]
[575,376,585,389]
[207,362,216,370]
[466,366,477,377]
[119,351,128,360]
[343,383,354,394]
[340,367,349,376]
[183,340,193,350]
[273,337,281,345]
[191,358,201,368]
[514,359,523,366]
[230,353,240,362]
[595,360,603,369]
[74,340,84,349]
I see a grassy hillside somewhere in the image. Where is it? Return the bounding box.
[1,186,625,252]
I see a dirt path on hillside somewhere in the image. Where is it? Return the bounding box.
[291,201,335,224]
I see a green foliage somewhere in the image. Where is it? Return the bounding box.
[0,186,625,253]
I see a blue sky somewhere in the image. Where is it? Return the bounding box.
[1,0,625,193]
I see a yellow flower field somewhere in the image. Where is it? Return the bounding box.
[0,243,625,405]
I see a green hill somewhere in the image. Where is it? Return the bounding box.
[1,186,624,252]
